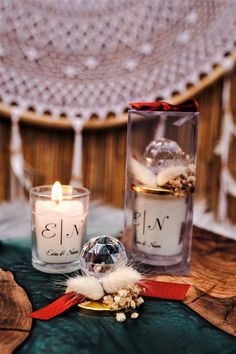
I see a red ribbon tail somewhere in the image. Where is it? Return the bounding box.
[28,291,84,320]
[139,280,190,301]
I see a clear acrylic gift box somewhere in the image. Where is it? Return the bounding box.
[124,100,199,275]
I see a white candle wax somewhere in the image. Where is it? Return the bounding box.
[35,199,86,263]
[133,193,187,257]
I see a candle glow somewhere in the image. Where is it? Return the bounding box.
[51,181,63,201]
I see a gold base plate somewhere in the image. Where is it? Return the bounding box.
[78,301,128,316]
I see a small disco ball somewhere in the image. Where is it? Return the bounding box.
[79,235,128,278]
[143,138,185,173]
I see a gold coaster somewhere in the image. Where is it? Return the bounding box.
[79,301,113,311]
[78,301,129,316]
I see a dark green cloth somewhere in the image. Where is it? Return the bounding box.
[1,238,235,354]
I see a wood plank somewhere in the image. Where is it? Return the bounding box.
[0,269,32,354]
[185,287,236,337]
[154,227,236,336]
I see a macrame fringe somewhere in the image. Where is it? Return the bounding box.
[214,67,236,222]
[10,107,33,201]
[69,117,88,187]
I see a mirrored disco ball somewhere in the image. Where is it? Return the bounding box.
[143,138,186,173]
[79,235,128,278]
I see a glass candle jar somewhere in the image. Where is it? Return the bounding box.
[124,102,199,275]
[30,182,89,273]
[131,185,193,267]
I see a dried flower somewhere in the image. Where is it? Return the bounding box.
[163,164,196,196]
[131,312,139,319]
[116,312,126,322]
[188,176,195,183]
[136,297,144,306]
[114,296,121,303]
[118,289,128,297]
[130,300,136,309]
[102,284,143,313]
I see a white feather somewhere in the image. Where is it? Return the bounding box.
[102,266,142,294]
[129,157,156,186]
[156,165,188,186]
[66,275,104,300]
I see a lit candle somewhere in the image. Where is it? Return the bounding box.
[31,182,90,273]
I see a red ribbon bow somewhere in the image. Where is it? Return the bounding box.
[129,98,199,112]
[28,280,190,320]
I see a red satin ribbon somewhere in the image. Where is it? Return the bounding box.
[129,98,199,112]
[28,292,84,320]
[139,280,190,300]
[28,280,190,320]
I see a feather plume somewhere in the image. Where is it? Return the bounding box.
[130,157,191,187]
[156,165,188,186]
[102,266,142,294]
[129,157,156,186]
[66,275,104,300]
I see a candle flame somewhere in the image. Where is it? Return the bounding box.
[51,181,63,201]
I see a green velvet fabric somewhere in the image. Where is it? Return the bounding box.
[1,238,235,354]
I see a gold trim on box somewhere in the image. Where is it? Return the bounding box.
[132,184,173,195]
[132,184,189,198]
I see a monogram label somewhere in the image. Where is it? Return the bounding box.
[35,216,85,263]
[41,219,83,246]
[132,194,187,256]
[133,211,169,235]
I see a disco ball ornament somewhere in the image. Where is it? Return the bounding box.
[79,235,128,278]
[143,138,185,173]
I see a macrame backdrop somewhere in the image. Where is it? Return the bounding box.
[0,0,236,211]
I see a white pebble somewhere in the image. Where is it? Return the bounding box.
[116,312,126,322]
[131,312,139,319]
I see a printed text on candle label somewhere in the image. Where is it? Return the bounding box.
[42,221,83,244]
[35,209,86,263]
[46,248,79,256]
[133,211,169,248]
[40,219,84,256]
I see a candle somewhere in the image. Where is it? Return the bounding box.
[31,182,90,273]
[125,106,198,275]
[133,187,188,265]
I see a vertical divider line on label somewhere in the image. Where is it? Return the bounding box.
[143,210,146,236]
[60,219,63,245]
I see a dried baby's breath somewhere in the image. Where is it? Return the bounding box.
[102,284,144,317]
[165,165,196,195]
